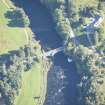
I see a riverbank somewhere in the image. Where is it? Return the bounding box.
[39,1,80,104]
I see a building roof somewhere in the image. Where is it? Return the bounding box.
[94,16,103,27]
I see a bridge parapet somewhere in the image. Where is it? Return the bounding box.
[44,47,64,57]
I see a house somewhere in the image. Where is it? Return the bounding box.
[94,16,103,27]
[83,16,104,29]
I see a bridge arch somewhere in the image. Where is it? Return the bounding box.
[44,47,64,57]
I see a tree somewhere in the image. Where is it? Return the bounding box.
[6,8,30,27]
[18,47,25,59]
[98,1,105,10]
[94,31,99,45]
[98,28,104,41]
[15,8,30,27]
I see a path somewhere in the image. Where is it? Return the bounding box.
[24,28,29,44]
[70,27,79,45]
[63,1,79,46]
[1,0,10,8]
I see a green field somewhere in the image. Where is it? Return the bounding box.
[0,1,44,105]
[0,0,27,54]
[15,63,42,105]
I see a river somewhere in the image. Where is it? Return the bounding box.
[12,0,80,105]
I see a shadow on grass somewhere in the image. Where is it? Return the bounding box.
[0,50,19,67]
[5,10,24,27]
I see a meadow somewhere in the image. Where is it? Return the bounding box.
[0,1,44,105]
[0,0,27,54]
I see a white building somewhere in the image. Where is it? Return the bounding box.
[94,17,104,27]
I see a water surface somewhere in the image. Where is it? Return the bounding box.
[12,0,80,105]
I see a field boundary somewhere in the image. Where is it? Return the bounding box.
[1,0,30,44]
[1,0,10,8]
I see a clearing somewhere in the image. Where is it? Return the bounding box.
[0,0,27,54]
[15,63,43,105]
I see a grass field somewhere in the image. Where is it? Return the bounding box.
[0,1,47,105]
[0,0,27,54]
[15,63,42,105]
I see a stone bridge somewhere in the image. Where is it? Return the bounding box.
[44,47,64,57]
